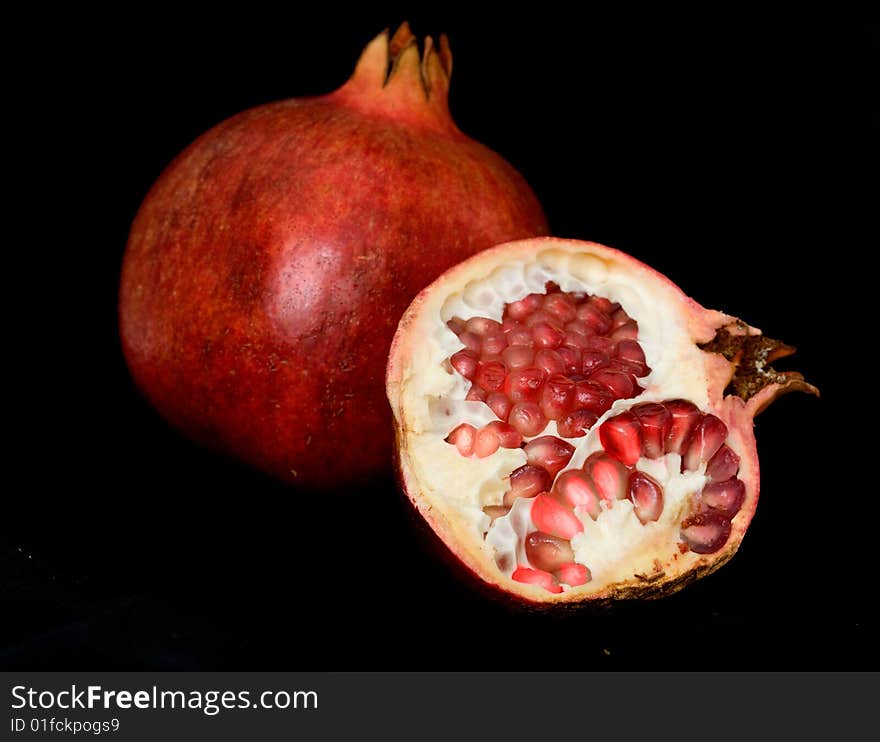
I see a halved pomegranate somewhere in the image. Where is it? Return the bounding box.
[386,238,816,603]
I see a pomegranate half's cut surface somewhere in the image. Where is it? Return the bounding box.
[386,238,816,603]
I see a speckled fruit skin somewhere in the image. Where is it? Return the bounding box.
[118,26,548,488]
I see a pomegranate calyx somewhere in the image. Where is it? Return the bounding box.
[699,323,819,414]
[343,23,453,125]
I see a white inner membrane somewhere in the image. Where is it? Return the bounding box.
[406,249,711,594]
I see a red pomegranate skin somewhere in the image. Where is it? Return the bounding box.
[119,27,548,488]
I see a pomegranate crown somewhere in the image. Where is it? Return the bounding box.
[336,22,456,130]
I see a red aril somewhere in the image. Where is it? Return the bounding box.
[502,345,535,370]
[504,368,546,404]
[598,412,642,466]
[523,436,575,478]
[508,402,547,437]
[700,479,746,518]
[530,494,584,540]
[539,375,576,420]
[556,409,599,438]
[632,403,671,459]
[552,470,602,520]
[628,471,664,524]
[525,532,575,573]
[556,562,591,587]
[665,400,702,454]
[475,361,507,393]
[485,392,514,422]
[511,567,562,594]
[706,445,741,482]
[681,415,728,472]
[583,452,628,503]
[504,465,552,506]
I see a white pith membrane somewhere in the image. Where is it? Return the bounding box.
[390,242,753,600]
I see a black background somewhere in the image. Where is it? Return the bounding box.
[4,9,873,669]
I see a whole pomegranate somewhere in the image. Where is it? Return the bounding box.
[119,24,548,488]
[387,238,817,602]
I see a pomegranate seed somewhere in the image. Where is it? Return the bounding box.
[588,296,618,315]
[466,316,502,335]
[572,380,614,414]
[609,307,631,330]
[680,511,732,554]
[502,318,526,335]
[531,493,584,540]
[557,408,599,438]
[524,435,575,477]
[485,420,522,449]
[525,531,575,572]
[700,478,746,518]
[682,414,728,471]
[599,411,643,466]
[509,402,547,437]
[555,562,591,586]
[482,505,510,525]
[486,392,513,421]
[611,321,639,341]
[562,332,591,349]
[507,330,535,347]
[458,330,482,352]
[525,310,559,328]
[482,332,508,355]
[607,359,647,378]
[504,367,546,403]
[532,322,565,349]
[446,424,476,457]
[557,346,582,375]
[664,399,702,454]
[576,303,612,334]
[475,360,507,392]
[581,351,610,376]
[466,386,487,402]
[564,319,592,338]
[628,470,664,524]
[615,339,649,376]
[504,465,553,505]
[506,294,544,320]
[590,369,636,399]
[539,375,575,421]
[543,293,577,323]
[632,403,671,458]
[447,317,466,334]
[534,348,565,376]
[511,566,562,594]
[706,444,741,481]
[502,345,535,369]
[584,335,616,354]
[584,452,628,502]
[450,349,479,379]
[474,426,501,458]
[553,470,602,519]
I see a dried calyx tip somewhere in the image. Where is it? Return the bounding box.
[699,324,819,412]
[383,21,452,94]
